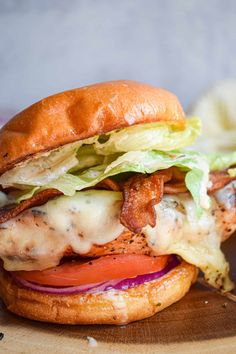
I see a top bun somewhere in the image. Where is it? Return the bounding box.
[0,80,185,174]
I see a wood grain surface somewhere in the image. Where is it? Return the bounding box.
[0,235,236,354]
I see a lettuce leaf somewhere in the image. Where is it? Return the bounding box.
[0,141,81,187]
[0,119,201,189]
[70,145,105,173]
[23,150,209,213]
[207,151,236,171]
[94,117,201,155]
[16,187,40,203]
[1,118,209,212]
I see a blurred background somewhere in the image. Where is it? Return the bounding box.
[0,0,236,150]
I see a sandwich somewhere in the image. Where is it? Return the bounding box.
[0,80,235,325]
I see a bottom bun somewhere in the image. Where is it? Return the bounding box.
[0,261,197,325]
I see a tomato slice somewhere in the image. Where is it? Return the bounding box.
[15,254,169,287]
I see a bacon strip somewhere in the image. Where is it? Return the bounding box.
[119,169,236,232]
[209,171,235,193]
[164,182,188,194]
[120,171,172,233]
[163,170,235,194]
[163,167,187,193]
[0,189,62,224]
[96,178,120,191]
[170,167,186,182]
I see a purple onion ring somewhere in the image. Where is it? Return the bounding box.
[11,255,180,295]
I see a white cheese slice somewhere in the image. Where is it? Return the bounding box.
[144,194,233,291]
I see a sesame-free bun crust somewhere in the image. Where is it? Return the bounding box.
[0,261,197,325]
[0,80,185,174]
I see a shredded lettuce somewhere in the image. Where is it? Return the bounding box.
[0,118,201,189]
[70,145,105,173]
[0,141,81,187]
[207,151,236,171]
[94,117,201,155]
[102,150,210,214]
[0,117,210,212]
[15,150,210,213]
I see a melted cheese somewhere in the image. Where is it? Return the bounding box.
[214,180,236,209]
[0,190,124,271]
[0,189,233,290]
[143,194,233,291]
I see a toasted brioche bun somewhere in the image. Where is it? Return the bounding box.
[0,80,185,174]
[0,261,197,325]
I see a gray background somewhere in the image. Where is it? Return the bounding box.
[0,0,236,117]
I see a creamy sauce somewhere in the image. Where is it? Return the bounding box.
[0,141,81,187]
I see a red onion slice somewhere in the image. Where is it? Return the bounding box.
[11,255,180,295]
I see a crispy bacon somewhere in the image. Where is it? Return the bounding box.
[119,168,235,232]
[164,182,188,194]
[170,167,186,182]
[120,171,172,233]
[96,178,120,191]
[153,168,173,183]
[209,171,235,193]
[163,170,235,194]
[0,189,62,224]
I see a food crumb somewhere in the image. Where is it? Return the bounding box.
[222,302,228,308]
[0,333,4,341]
[87,336,98,347]
[204,300,209,304]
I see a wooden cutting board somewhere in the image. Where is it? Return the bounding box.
[0,236,236,354]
